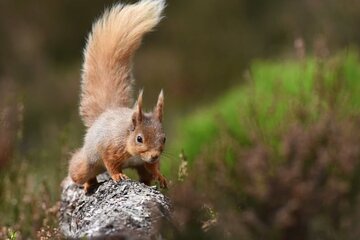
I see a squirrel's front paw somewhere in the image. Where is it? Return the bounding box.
[111,173,129,182]
[156,174,168,189]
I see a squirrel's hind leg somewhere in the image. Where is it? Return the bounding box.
[69,149,99,187]
[84,177,98,193]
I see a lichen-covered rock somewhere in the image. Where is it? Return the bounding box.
[59,174,171,239]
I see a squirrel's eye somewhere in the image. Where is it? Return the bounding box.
[136,135,143,144]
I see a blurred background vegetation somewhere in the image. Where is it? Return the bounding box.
[0,0,359,239]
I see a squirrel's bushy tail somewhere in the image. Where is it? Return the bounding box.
[80,0,165,127]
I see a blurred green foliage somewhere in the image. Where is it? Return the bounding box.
[1,0,360,152]
[165,51,360,239]
[170,51,360,168]
[0,0,360,238]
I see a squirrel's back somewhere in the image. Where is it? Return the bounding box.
[80,0,165,128]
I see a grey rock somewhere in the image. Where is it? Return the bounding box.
[59,174,171,239]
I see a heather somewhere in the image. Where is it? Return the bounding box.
[164,52,360,239]
[1,0,360,238]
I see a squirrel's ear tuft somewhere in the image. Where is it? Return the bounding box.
[154,89,164,122]
[133,90,143,125]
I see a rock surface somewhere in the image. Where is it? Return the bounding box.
[59,174,171,239]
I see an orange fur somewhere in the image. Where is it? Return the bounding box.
[68,0,168,192]
[80,0,165,128]
[144,162,168,188]
[102,144,131,181]
[84,177,98,193]
[69,149,104,191]
[136,165,154,185]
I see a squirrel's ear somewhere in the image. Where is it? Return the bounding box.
[154,89,164,122]
[133,90,143,125]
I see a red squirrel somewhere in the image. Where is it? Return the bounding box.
[68,0,167,192]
